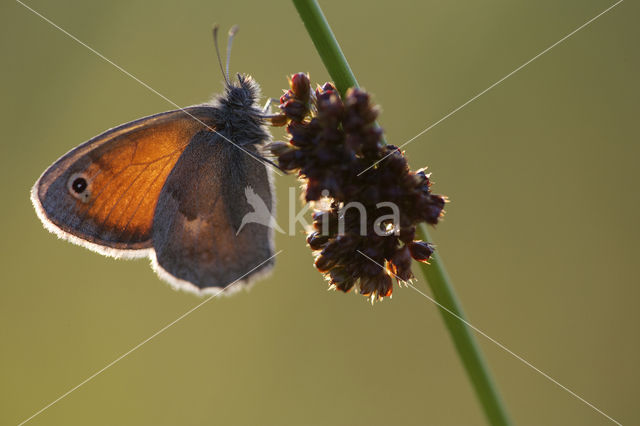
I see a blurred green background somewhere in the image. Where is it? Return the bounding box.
[1,1,638,425]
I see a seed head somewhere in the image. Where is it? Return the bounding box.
[269,74,447,301]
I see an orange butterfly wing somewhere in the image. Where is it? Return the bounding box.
[32,107,217,257]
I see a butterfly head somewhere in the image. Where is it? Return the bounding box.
[222,73,261,109]
[209,26,269,144]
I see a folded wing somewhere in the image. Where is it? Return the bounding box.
[152,131,275,290]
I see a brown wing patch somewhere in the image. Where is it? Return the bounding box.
[33,107,217,251]
[77,123,192,243]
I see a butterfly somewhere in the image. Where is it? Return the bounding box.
[31,26,278,295]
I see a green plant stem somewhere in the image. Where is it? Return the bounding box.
[292,1,512,425]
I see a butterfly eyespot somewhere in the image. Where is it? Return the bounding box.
[67,172,91,203]
[72,177,87,193]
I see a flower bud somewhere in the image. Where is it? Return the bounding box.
[306,231,330,250]
[290,72,311,102]
[409,241,434,263]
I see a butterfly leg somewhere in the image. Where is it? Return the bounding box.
[262,98,280,114]
[257,154,287,174]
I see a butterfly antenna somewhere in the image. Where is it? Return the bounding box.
[212,24,229,85]
[226,25,239,82]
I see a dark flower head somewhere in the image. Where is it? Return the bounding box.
[269,74,447,302]
[279,72,312,122]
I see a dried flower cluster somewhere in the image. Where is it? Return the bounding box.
[268,73,447,301]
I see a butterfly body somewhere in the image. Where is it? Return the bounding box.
[32,74,276,294]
